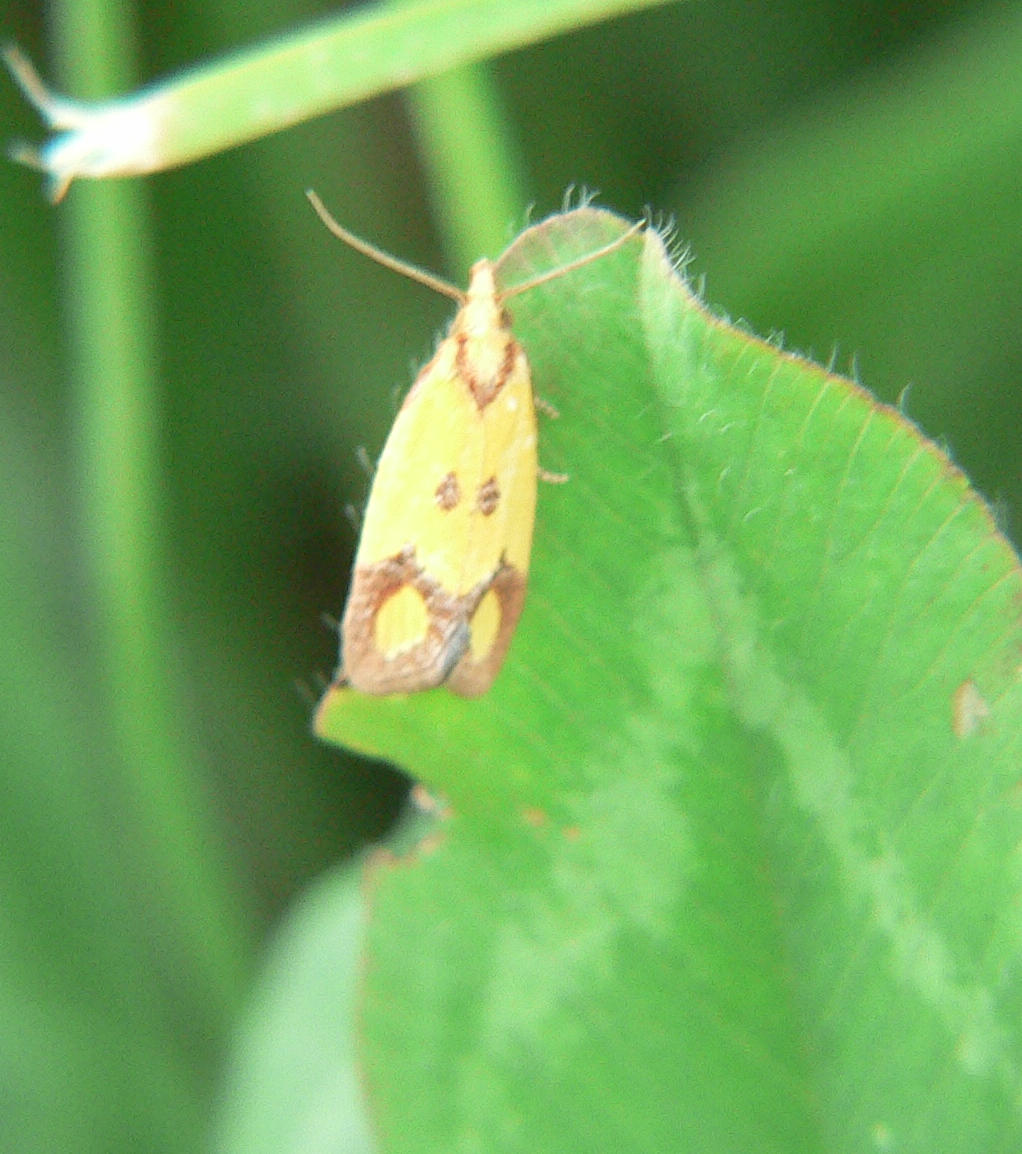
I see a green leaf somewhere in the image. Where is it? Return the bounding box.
[212,866,373,1154]
[316,207,1022,1151]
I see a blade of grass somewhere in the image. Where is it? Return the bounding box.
[51,0,250,1025]
[10,0,677,198]
[406,62,529,269]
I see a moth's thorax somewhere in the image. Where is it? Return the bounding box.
[452,260,520,410]
[459,260,505,333]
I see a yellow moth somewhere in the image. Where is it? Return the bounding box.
[309,192,641,697]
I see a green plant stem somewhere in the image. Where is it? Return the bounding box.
[406,63,529,271]
[52,0,250,1029]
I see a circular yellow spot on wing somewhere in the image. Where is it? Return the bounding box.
[374,583,429,658]
[468,588,502,660]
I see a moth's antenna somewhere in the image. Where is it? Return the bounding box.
[306,190,464,302]
[502,219,645,299]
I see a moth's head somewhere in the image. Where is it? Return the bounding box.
[458,259,510,338]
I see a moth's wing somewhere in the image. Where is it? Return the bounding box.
[341,345,479,693]
[446,351,538,697]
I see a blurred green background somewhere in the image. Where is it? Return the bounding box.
[1,0,1020,1150]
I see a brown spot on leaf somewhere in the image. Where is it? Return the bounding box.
[952,678,990,738]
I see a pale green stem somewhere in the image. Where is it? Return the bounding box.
[51,0,250,1032]
[406,64,529,272]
